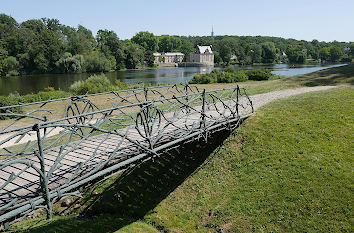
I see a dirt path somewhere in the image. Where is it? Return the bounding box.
[249,85,348,111]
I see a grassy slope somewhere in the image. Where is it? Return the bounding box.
[196,63,354,96]
[144,87,353,232]
[9,65,354,232]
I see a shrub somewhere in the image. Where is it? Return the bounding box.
[6,70,19,76]
[245,69,273,81]
[0,90,69,120]
[189,69,248,84]
[0,93,23,120]
[189,73,217,84]
[19,90,69,103]
[223,65,236,73]
[114,80,130,90]
[43,86,55,92]
[70,74,114,95]
[114,80,153,90]
[217,71,248,83]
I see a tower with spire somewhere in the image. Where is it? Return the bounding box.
[211,25,214,37]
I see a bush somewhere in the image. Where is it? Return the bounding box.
[114,80,130,90]
[114,80,154,90]
[0,90,69,120]
[217,71,248,83]
[70,74,114,95]
[43,86,55,92]
[189,73,217,84]
[245,68,273,81]
[19,90,69,103]
[6,70,19,76]
[0,93,23,120]
[189,69,248,84]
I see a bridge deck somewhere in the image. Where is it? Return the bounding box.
[0,108,234,206]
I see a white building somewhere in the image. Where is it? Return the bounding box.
[188,45,214,66]
[153,52,184,65]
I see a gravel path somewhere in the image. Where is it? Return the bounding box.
[249,85,347,111]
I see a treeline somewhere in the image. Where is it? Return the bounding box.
[0,13,353,77]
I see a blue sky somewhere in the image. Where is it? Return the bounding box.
[1,0,353,42]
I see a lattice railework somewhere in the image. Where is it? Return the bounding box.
[0,84,253,229]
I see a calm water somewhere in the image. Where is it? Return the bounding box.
[0,64,346,96]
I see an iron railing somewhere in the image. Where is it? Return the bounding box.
[0,84,253,229]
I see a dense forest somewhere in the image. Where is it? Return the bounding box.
[0,13,353,77]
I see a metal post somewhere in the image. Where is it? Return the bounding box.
[236,85,239,117]
[144,87,148,102]
[201,89,206,128]
[185,84,189,113]
[33,123,52,220]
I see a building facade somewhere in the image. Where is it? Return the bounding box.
[153,52,184,65]
[188,45,214,66]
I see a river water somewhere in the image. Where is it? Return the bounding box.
[0,63,345,96]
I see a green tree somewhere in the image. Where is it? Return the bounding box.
[217,38,238,64]
[4,56,19,73]
[158,35,182,52]
[84,51,115,72]
[131,31,158,67]
[131,31,158,52]
[328,46,343,62]
[56,52,85,73]
[286,46,307,63]
[319,47,330,61]
[0,14,18,39]
[20,19,46,33]
[64,25,95,55]
[123,41,144,69]
[248,44,262,63]
[261,42,276,63]
[96,29,123,69]
[349,43,354,57]
[179,39,194,56]
[41,18,61,32]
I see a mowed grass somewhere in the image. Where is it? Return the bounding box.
[143,87,353,232]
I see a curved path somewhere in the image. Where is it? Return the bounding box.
[249,85,348,111]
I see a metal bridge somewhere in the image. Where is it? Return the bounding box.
[0,84,253,229]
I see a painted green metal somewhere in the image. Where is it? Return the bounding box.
[0,84,253,229]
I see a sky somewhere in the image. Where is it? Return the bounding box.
[1,0,353,42]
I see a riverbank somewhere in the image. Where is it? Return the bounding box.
[0,63,347,96]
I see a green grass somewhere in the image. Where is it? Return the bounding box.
[241,63,354,95]
[8,65,354,232]
[143,87,354,232]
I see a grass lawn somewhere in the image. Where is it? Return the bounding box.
[143,86,353,232]
[7,65,354,232]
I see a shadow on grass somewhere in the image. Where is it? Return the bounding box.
[21,130,232,233]
[286,63,354,87]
